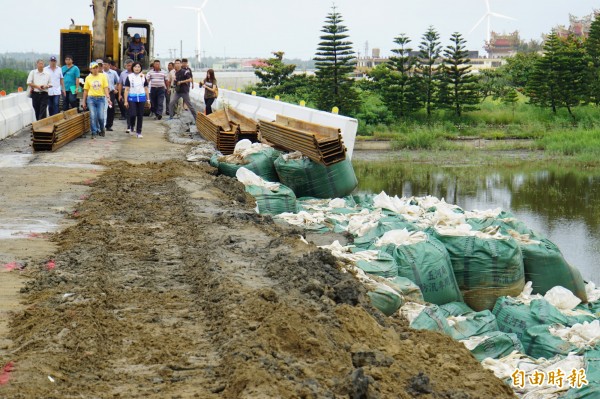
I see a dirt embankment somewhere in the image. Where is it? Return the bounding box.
[0,160,515,398]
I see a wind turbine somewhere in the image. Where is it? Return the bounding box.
[469,0,516,44]
[175,1,213,68]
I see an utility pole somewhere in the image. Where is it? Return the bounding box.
[180,40,183,59]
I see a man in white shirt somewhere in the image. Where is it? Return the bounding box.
[44,56,65,116]
[101,59,120,131]
[27,59,51,120]
[118,59,133,131]
[165,62,174,116]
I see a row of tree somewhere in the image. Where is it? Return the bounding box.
[0,69,28,94]
[250,6,600,122]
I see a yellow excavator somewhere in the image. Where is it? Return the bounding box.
[59,0,154,75]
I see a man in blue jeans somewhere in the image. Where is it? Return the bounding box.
[44,56,65,115]
[61,55,80,111]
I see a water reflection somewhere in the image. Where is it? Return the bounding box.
[354,162,600,283]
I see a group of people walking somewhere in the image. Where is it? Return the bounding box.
[27,56,219,140]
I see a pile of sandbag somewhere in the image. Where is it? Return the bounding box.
[274,151,358,199]
[210,140,280,182]
[276,191,588,313]
[235,168,296,215]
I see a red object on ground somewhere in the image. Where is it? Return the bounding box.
[46,260,56,270]
[0,361,15,385]
[3,262,18,271]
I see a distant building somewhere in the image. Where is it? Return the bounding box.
[554,13,596,39]
[356,48,389,72]
[212,58,268,70]
[355,47,504,75]
[484,31,520,58]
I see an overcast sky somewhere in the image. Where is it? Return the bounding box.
[2,0,598,60]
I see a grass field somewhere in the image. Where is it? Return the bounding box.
[356,99,600,160]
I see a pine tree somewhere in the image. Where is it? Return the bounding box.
[314,6,359,115]
[253,51,296,96]
[384,34,419,118]
[527,32,561,113]
[585,13,600,105]
[415,26,443,117]
[502,88,519,118]
[527,32,588,119]
[442,32,480,117]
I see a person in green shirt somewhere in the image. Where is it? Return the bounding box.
[61,55,80,111]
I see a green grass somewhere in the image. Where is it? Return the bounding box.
[536,129,600,156]
[359,100,600,135]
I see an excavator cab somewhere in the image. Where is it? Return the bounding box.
[121,20,154,71]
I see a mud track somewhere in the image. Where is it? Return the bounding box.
[0,152,515,397]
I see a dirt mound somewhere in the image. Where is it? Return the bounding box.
[0,161,514,398]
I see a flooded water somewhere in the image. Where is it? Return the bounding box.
[354,161,600,284]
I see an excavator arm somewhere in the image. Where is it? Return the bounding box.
[91,0,118,62]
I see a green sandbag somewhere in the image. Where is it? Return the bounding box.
[352,193,375,208]
[562,349,600,398]
[578,302,600,318]
[492,297,569,343]
[562,384,600,398]
[431,229,525,311]
[378,236,463,305]
[215,149,280,182]
[520,238,587,303]
[353,217,418,249]
[209,153,220,168]
[386,276,424,303]
[356,251,398,278]
[410,305,451,333]
[467,331,525,362]
[274,156,358,199]
[368,285,403,316]
[245,184,296,215]
[411,306,500,341]
[524,324,579,359]
[440,302,474,316]
[446,310,499,340]
[466,214,534,237]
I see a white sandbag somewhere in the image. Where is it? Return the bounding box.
[586,282,600,303]
[233,139,252,153]
[329,198,347,208]
[544,286,582,311]
[372,192,422,221]
[373,229,428,247]
[319,241,379,263]
[400,302,428,324]
[464,208,503,219]
[277,211,327,227]
[236,167,280,190]
[549,320,600,349]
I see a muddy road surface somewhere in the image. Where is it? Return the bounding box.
[0,120,515,398]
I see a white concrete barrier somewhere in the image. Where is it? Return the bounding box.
[0,92,35,141]
[190,88,359,159]
[16,93,35,127]
[0,99,6,140]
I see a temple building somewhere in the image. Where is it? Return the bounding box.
[484,31,520,58]
[554,13,595,39]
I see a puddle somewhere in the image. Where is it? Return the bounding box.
[30,163,106,170]
[0,154,33,168]
[0,218,59,239]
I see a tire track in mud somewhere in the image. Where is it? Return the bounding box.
[0,160,515,399]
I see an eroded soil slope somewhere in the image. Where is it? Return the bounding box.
[0,160,515,399]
